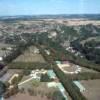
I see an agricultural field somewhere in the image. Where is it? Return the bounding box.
[14,46,46,63]
[80,79,100,100]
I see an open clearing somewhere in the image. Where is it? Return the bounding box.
[14,46,46,63]
[80,79,100,100]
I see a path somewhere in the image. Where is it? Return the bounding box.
[18,76,34,86]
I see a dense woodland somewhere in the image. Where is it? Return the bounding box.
[71,35,100,64]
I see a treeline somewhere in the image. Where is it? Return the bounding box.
[8,62,51,70]
[66,72,100,80]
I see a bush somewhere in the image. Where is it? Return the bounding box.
[52,91,65,100]
[32,80,40,87]
[4,85,18,98]
[23,70,31,76]
[40,74,53,82]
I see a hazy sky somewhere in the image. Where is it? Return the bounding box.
[0,0,100,16]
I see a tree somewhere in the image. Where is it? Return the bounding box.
[0,81,6,96]
[1,47,8,56]
[52,91,65,100]
[40,74,52,82]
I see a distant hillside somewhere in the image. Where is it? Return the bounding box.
[0,14,100,21]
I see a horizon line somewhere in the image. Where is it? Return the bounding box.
[0,13,100,17]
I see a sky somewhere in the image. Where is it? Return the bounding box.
[0,0,100,16]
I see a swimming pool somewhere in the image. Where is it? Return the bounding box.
[47,70,56,79]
